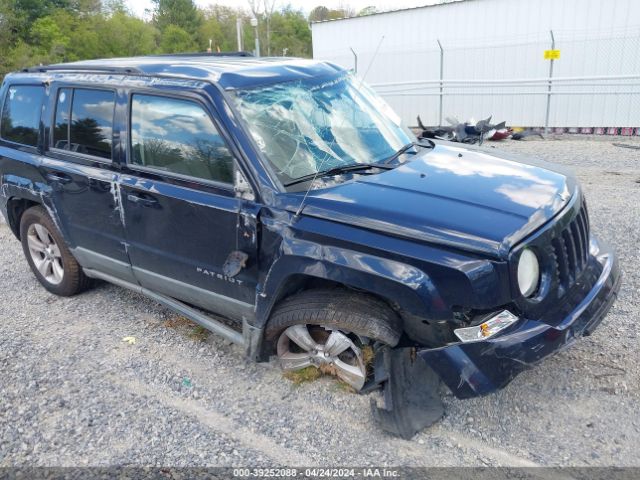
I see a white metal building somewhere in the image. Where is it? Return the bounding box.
[311,0,640,129]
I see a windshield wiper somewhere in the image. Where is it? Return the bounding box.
[380,140,434,165]
[284,163,392,187]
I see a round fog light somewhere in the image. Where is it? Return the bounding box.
[517,249,540,297]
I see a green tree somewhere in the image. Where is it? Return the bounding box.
[159,24,195,53]
[269,7,311,58]
[0,0,314,82]
[98,11,158,57]
[358,6,377,16]
[152,0,202,36]
[38,9,100,62]
[198,5,255,53]
[197,11,225,52]
[31,15,70,58]
[309,6,329,23]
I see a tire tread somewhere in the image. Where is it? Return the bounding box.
[266,288,402,346]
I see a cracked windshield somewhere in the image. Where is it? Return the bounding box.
[232,74,414,186]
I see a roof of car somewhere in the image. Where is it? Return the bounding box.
[23,54,346,90]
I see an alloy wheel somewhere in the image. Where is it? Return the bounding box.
[26,223,64,285]
[276,324,368,391]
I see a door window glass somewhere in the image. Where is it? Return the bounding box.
[130,94,234,184]
[53,88,115,160]
[0,85,45,147]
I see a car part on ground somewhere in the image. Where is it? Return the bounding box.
[416,115,508,144]
[511,129,545,140]
[489,128,513,140]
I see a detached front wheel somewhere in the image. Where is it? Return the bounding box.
[266,289,402,391]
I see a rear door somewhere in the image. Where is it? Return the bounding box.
[40,83,134,282]
[119,88,258,322]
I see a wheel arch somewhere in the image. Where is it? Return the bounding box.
[2,172,52,240]
[255,253,445,332]
[5,196,41,239]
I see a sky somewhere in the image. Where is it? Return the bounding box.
[125,0,436,19]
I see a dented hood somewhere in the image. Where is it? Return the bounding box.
[293,144,575,258]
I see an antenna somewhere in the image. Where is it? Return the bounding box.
[293,35,386,219]
[294,152,333,218]
[359,35,385,87]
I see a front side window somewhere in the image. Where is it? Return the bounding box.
[53,88,115,160]
[130,94,234,184]
[0,85,45,147]
[231,73,413,186]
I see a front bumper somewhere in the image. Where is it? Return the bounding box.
[419,237,621,399]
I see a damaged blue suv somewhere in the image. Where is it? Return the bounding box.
[0,55,621,438]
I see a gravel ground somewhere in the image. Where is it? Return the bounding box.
[0,135,639,467]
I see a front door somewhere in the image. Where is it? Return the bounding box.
[119,91,258,322]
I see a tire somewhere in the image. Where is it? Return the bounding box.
[266,288,402,346]
[20,205,91,296]
[266,289,402,391]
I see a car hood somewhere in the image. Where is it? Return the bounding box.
[288,143,575,258]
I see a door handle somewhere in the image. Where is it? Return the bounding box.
[127,192,158,207]
[46,172,72,185]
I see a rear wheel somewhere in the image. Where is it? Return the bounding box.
[266,289,402,391]
[20,206,90,296]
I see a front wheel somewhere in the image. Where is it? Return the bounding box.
[20,206,91,296]
[266,289,402,391]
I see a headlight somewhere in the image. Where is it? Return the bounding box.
[517,249,540,297]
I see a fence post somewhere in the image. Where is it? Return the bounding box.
[544,30,555,134]
[437,39,444,127]
[350,47,358,74]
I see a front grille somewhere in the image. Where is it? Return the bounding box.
[551,198,590,293]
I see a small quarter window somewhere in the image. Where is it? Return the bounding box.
[53,88,115,160]
[130,94,234,184]
[0,85,45,147]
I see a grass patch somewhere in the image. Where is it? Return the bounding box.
[283,366,322,385]
[189,325,209,342]
[362,345,375,368]
[163,315,209,342]
[163,315,193,329]
[282,345,376,392]
[332,381,356,394]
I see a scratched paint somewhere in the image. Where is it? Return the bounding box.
[110,180,126,229]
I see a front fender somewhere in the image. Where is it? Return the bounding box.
[255,233,447,329]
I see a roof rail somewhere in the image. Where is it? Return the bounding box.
[151,51,255,58]
[22,65,144,74]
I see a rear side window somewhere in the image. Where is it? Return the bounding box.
[0,85,45,147]
[53,88,115,160]
[130,94,234,184]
